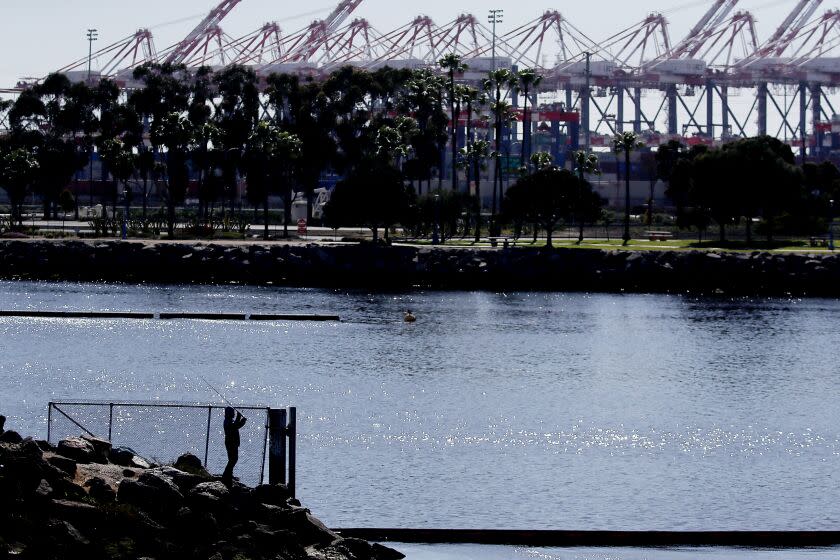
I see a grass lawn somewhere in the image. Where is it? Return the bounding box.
[403,238,837,253]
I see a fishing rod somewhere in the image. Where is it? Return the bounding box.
[201,376,244,417]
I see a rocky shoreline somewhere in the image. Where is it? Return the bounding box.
[0,239,839,296]
[0,427,403,560]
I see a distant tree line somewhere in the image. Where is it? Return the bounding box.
[2,56,838,245]
[0,56,561,241]
[657,136,840,242]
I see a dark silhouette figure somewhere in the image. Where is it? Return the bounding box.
[0,415,5,435]
[221,407,247,487]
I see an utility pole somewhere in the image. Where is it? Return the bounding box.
[488,9,503,71]
[86,29,99,84]
[87,29,99,209]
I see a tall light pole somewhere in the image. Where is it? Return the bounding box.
[87,29,98,208]
[488,10,503,72]
[86,29,99,84]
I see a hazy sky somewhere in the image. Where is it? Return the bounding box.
[0,0,817,87]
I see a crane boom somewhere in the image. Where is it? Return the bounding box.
[284,0,364,60]
[668,0,738,59]
[685,0,737,41]
[765,0,821,46]
[165,0,243,64]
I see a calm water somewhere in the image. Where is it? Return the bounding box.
[396,544,840,560]
[0,282,839,532]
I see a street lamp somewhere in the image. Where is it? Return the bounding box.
[86,29,99,84]
[87,29,99,209]
[488,10,503,72]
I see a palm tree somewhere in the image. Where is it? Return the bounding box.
[489,98,515,220]
[459,139,492,243]
[531,151,553,170]
[514,69,543,167]
[439,54,469,193]
[484,68,515,234]
[613,131,643,245]
[573,150,601,243]
[459,86,485,194]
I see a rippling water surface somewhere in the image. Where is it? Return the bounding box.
[0,281,838,530]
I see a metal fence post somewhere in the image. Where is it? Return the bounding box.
[108,403,114,441]
[259,409,269,485]
[204,406,213,466]
[47,403,53,443]
[268,408,287,485]
[288,406,297,499]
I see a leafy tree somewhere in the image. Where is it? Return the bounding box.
[323,159,414,242]
[152,112,194,238]
[8,74,90,220]
[213,66,260,214]
[504,166,584,247]
[58,189,75,231]
[0,147,39,226]
[245,121,303,240]
[99,138,137,221]
[416,189,474,241]
[724,136,802,242]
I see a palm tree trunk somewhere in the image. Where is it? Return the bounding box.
[465,105,473,193]
[521,86,529,167]
[452,102,460,192]
[623,151,631,245]
[474,170,482,243]
[264,197,270,241]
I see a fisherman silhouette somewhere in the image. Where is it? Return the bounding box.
[221,407,247,487]
[0,415,5,435]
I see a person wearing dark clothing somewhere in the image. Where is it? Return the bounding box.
[0,415,5,435]
[221,407,247,487]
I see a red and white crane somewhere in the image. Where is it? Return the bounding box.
[163,0,243,65]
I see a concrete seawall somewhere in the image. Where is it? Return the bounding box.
[1,240,839,296]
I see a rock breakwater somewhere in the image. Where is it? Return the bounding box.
[0,428,404,560]
[1,240,839,296]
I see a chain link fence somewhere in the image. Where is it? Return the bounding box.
[47,401,270,487]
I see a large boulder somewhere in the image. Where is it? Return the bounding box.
[57,437,96,464]
[80,435,112,462]
[253,483,292,507]
[46,455,77,477]
[173,453,210,477]
[50,499,104,529]
[118,470,184,517]
[109,446,136,466]
[0,431,22,444]
[153,466,208,494]
[308,537,406,560]
[85,477,116,504]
